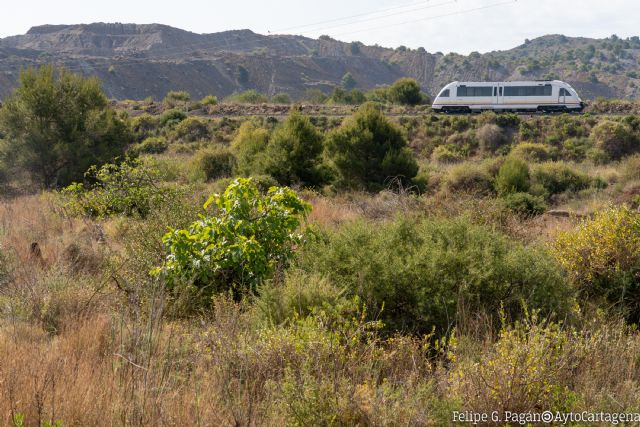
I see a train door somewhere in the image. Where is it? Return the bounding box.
[495,84,503,108]
[558,87,566,105]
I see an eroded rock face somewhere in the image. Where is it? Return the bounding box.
[0,24,638,101]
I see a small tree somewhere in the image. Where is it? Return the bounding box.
[155,178,311,305]
[388,78,425,106]
[326,102,418,191]
[237,65,250,85]
[263,110,329,188]
[341,72,357,90]
[0,65,132,188]
[231,122,270,176]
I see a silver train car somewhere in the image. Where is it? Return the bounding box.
[432,80,584,113]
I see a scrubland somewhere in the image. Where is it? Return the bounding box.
[1,70,640,426]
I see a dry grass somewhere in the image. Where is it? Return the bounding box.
[1,189,640,426]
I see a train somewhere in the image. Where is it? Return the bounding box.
[431,80,584,113]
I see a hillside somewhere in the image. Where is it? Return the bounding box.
[0,23,639,100]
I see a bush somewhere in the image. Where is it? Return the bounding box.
[231,122,270,176]
[271,92,292,104]
[477,124,510,153]
[253,272,347,326]
[511,143,552,162]
[155,178,311,307]
[431,145,464,164]
[192,147,236,181]
[225,90,269,104]
[171,117,210,142]
[532,162,592,196]
[326,102,418,191]
[502,192,546,217]
[131,114,159,142]
[303,89,328,104]
[444,163,494,195]
[561,137,592,162]
[327,87,366,105]
[590,120,639,161]
[451,317,575,416]
[0,65,132,188]
[163,90,190,108]
[495,157,531,195]
[620,154,640,183]
[59,159,178,218]
[200,95,218,106]
[387,78,426,105]
[553,207,640,321]
[263,110,329,187]
[129,136,168,155]
[159,109,187,127]
[296,217,571,336]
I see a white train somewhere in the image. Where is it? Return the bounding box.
[432,80,584,113]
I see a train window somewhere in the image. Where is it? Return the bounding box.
[440,89,450,97]
[493,87,497,96]
[504,85,553,96]
[499,87,503,96]
[560,88,572,96]
[458,86,492,97]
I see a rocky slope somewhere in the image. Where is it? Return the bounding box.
[0,23,639,100]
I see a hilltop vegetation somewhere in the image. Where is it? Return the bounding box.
[0,67,640,425]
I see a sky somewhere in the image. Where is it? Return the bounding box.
[1,0,639,54]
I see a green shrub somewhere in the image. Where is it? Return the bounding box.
[561,137,592,162]
[431,145,464,164]
[511,143,552,162]
[502,192,546,217]
[553,207,640,322]
[495,157,531,195]
[532,162,592,196]
[590,120,639,161]
[131,113,159,142]
[163,90,190,108]
[296,217,571,336]
[327,87,366,105]
[326,102,418,191]
[192,147,236,181]
[387,78,427,105]
[444,163,494,195]
[200,95,218,106]
[303,89,328,104]
[231,122,270,176]
[263,110,330,187]
[271,92,292,104]
[451,317,576,416]
[129,136,168,155]
[171,117,210,142]
[59,159,178,218]
[155,178,311,306]
[253,272,347,326]
[159,109,187,127]
[225,90,269,104]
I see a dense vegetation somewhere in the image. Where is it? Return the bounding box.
[0,67,640,425]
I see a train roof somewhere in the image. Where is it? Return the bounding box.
[446,80,567,85]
